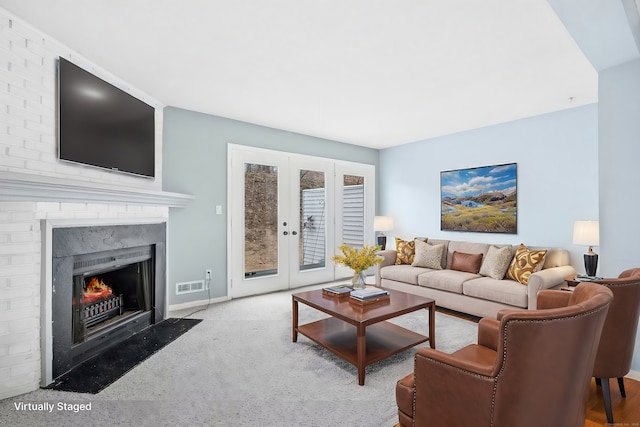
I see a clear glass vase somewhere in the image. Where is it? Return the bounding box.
[351,271,367,289]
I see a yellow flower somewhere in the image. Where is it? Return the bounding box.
[331,244,383,273]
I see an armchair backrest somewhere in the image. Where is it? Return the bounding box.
[492,283,613,427]
[593,268,640,378]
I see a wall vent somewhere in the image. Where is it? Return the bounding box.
[176,280,205,295]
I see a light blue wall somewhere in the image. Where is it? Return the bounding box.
[162,107,379,305]
[598,58,640,371]
[379,104,599,265]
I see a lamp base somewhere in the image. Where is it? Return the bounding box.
[584,253,598,277]
[377,235,387,250]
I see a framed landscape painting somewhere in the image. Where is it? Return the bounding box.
[441,163,517,233]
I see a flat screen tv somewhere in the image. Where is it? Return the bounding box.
[57,57,155,178]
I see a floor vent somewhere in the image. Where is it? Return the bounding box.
[176,280,205,295]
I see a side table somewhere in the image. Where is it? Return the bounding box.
[564,275,579,287]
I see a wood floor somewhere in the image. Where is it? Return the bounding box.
[585,376,640,426]
[393,376,640,426]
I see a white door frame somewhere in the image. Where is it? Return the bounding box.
[227,144,375,298]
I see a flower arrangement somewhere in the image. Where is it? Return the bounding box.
[331,244,383,273]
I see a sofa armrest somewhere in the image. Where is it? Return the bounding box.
[375,249,397,286]
[527,265,576,309]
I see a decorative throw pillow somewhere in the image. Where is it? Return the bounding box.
[479,245,513,280]
[395,237,427,265]
[450,251,484,274]
[412,241,444,269]
[395,237,414,265]
[506,244,548,285]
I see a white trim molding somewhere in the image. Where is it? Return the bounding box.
[627,370,640,382]
[0,172,193,207]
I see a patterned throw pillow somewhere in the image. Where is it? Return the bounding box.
[479,245,513,280]
[506,244,547,285]
[412,241,444,269]
[395,237,427,265]
[450,251,484,274]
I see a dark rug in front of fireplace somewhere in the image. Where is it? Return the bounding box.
[45,318,202,394]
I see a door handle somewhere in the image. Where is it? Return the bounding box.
[291,231,298,236]
[283,231,289,236]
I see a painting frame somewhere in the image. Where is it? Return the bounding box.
[440,163,517,234]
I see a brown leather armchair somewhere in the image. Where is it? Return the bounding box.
[592,268,640,423]
[396,282,613,427]
[537,269,640,424]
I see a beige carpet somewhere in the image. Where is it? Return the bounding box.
[1,284,478,427]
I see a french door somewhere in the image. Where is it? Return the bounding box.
[228,145,374,298]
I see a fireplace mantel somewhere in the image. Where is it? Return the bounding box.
[0,171,193,207]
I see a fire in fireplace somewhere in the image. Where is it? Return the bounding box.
[72,246,154,345]
[82,276,123,328]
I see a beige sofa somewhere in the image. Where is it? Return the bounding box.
[375,239,576,318]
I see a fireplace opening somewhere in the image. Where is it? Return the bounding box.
[73,257,153,344]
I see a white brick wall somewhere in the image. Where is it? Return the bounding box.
[0,10,164,189]
[0,8,170,400]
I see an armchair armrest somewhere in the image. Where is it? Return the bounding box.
[477,318,500,351]
[527,265,576,309]
[413,347,497,426]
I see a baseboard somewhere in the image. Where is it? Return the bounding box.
[169,295,229,312]
[627,370,640,382]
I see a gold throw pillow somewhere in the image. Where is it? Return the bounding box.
[506,244,547,285]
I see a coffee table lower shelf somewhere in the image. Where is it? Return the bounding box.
[296,316,429,371]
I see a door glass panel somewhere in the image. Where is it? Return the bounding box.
[244,163,278,278]
[342,175,365,247]
[299,169,326,271]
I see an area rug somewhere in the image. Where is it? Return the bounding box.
[44,318,202,394]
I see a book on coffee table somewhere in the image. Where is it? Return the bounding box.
[349,288,390,306]
[350,287,389,301]
[322,285,354,297]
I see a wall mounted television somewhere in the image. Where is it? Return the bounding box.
[57,57,155,178]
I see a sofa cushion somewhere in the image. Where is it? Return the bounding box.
[412,241,444,269]
[381,264,431,285]
[417,269,479,294]
[451,251,483,274]
[463,277,528,308]
[446,241,490,269]
[395,237,427,265]
[479,245,513,280]
[506,244,547,285]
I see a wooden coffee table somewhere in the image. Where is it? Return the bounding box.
[292,287,435,385]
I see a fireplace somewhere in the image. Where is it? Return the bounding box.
[48,222,166,382]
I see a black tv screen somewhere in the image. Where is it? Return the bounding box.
[57,57,155,178]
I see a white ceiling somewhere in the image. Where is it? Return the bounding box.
[0,0,598,149]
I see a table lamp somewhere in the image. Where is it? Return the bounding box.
[573,220,599,277]
[373,216,394,250]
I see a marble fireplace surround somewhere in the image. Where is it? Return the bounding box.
[42,218,168,386]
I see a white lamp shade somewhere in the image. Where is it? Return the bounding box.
[374,216,394,231]
[573,220,599,246]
